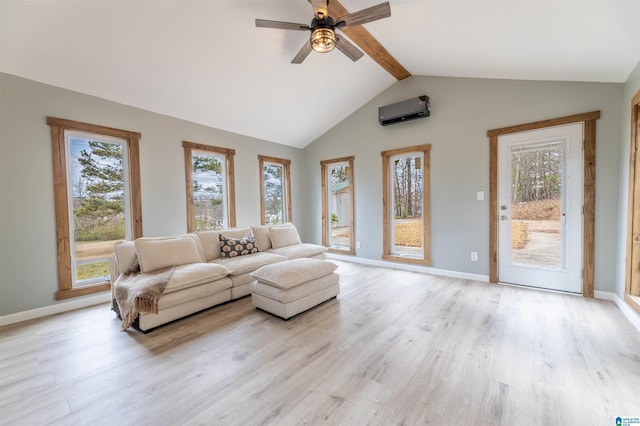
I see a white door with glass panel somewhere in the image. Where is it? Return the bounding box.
[497,123,583,293]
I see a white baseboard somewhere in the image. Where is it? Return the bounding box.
[614,295,640,333]
[0,292,111,327]
[3,266,637,334]
[594,290,616,301]
[327,253,490,282]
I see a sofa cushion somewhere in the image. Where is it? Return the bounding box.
[134,235,204,273]
[114,241,138,274]
[250,258,337,289]
[195,230,221,261]
[213,252,287,275]
[221,227,254,238]
[165,262,231,293]
[267,243,328,260]
[268,223,301,249]
[252,225,272,251]
[158,278,232,309]
[251,272,339,303]
[219,232,260,259]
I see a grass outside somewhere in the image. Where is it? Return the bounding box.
[394,220,422,247]
[76,261,109,281]
[512,198,560,221]
[389,199,559,250]
[512,221,529,249]
[511,198,560,250]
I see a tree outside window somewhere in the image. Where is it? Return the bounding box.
[183,141,236,232]
[259,155,291,225]
[48,117,142,300]
[382,145,431,265]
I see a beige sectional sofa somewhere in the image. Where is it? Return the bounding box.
[110,223,327,331]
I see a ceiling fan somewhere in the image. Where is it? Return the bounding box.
[256,0,391,64]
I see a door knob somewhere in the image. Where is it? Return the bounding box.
[500,205,508,211]
[501,215,508,220]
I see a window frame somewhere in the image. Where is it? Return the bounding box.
[381,144,432,265]
[183,141,236,232]
[258,155,291,225]
[625,90,640,315]
[47,117,142,300]
[321,156,355,255]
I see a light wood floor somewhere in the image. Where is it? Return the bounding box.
[1,261,639,425]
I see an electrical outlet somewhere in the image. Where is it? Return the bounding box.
[356,241,361,249]
[471,252,478,261]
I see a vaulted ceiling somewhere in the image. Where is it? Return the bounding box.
[1,0,639,148]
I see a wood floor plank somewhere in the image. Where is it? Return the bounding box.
[1,261,639,425]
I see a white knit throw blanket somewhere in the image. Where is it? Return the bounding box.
[114,267,174,331]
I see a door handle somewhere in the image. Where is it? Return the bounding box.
[500,205,508,211]
[501,215,509,221]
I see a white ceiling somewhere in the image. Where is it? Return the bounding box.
[1,0,639,148]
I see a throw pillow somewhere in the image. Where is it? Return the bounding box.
[134,235,203,273]
[268,223,302,249]
[219,232,260,259]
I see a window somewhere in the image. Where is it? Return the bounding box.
[48,117,142,300]
[321,156,355,254]
[381,144,431,265]
[259,155,291,225]
[183,141,236,232]
[626,90,640,315]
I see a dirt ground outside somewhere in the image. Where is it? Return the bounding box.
[510,199,562,267]
[511,220,561,267]
[75,240,122,260]
[330,227,351,247]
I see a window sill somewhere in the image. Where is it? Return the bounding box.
[624,293,640,316]
[56,281,111,300]
[382,254,432,266]
[328,247,356,256]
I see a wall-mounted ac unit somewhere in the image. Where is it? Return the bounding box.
[378,95,430,126]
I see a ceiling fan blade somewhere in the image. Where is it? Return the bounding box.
[335,36,364,62]
[335,2,391,28]
[255,19,310,31]
[310,0,329,19]
[291,41,313,64]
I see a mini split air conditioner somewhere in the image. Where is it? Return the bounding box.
[378,95,430,126]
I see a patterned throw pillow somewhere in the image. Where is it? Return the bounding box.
[219,232,260,259]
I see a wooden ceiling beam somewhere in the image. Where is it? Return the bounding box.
[308,0,411,80]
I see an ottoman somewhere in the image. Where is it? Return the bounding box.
[250,258,340,319]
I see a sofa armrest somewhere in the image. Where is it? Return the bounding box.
[109,253,118,310]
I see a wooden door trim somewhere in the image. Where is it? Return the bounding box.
[487,111,601,297]
[625,90,640,315]
[320,156,356,255]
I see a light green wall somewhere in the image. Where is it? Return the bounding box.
[0,71,633,317]
[302,76,624,292]
[616,61,640,298]
[0,73,304,316]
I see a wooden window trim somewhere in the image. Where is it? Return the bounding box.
[625,90,640,316]
[321,156,355,255]
[487,110,601,297]
[182,141,236,232]
[47,117,142,300]
[258,155,292,225]
[381,144,431,265]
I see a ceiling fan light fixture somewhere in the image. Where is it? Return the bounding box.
[311,28,336,53]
